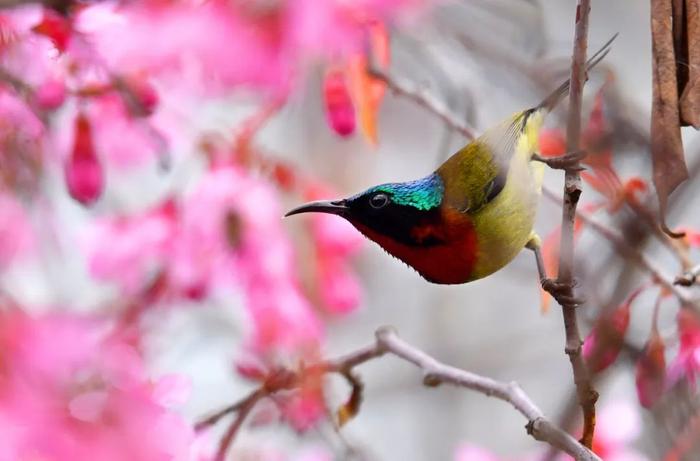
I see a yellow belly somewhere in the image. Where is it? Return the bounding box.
[470,127,544,280]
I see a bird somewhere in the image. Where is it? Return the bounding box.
[286,36,616,285]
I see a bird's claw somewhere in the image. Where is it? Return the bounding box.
[540,278,586,307]
[532,150,587,172]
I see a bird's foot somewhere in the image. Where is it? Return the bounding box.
[532,150,587,171]
[540,278,585,307]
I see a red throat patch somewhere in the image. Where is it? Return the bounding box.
[353,208,478,284]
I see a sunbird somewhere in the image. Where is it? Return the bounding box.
[286,37,615,285]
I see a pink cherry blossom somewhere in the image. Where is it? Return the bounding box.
[84,203,174,295]
[0,193,34,268]
[0,7,58,88]
[84,93,164,170]
[181,166,323,355]
[305,184,364,314]
[85,164,324,359]
[668,308,700,387]
[80,0,425,93]
[34,77,66,110]
[0,311,205,461]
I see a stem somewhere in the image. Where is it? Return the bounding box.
[199,327,601,461]
[557,0,598,449]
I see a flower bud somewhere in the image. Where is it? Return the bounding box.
[65,113,104,206]
[323,68,355,137]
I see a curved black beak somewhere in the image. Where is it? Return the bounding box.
[285,199,349,217]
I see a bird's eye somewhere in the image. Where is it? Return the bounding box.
[369,193,390,209]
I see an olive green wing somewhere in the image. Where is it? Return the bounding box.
[436,110,531,214]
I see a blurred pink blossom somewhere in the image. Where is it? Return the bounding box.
[589,402,649,461]
[34,77,66,110]
[668,308,700,387]
[0,311,205,461]
[85,94,164,169]
[0,90,43,143]
[85,165,324,359]
[0,193,34,268]
[180,166,323,356]
[454,444,503,461]
[81,0,425,92]
[84,203,174,295]
[305,184,364,314]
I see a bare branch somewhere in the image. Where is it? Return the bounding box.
[199,327,601,461]
[214,389,265,461]
[556,1,598,448]
[366,63,476,140]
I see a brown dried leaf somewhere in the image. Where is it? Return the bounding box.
[681,0,700,127]
[673,0,689,95]
[336,372,363,427]
[651,0,689,237]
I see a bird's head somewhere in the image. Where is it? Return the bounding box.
[285,173,446,247]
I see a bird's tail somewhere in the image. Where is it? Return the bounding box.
[536,33,618,112]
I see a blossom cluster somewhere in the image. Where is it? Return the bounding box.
[0,0,424,458]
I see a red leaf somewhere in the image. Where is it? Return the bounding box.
[581,85,614,173]
[348,21,390,146]
[538,128,566,157]
[583,285,646,373]
[323,67,355,137]
[539,227,561,313]
[32,9,72,52]
[622,176,648,205]
[636,329,666,408]
[65,113,104,206]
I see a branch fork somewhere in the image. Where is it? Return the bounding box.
[200,327,601,461]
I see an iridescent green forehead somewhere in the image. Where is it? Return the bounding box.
[370,173,444,210]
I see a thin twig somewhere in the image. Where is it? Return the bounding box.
[194,388,261,431]
[366,64,476,140]
[214,389,265,461]
[198,328,601,461]
[556,0,598,448]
